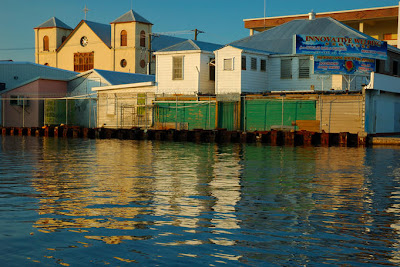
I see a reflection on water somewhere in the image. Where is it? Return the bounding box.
[2,136,400,265]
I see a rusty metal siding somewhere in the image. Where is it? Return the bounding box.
[317,95,364,134]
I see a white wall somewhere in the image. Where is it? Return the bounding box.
[156,51,213,95]
[241,53,268,93]
[368,72,400,93]
[215,46,242,94]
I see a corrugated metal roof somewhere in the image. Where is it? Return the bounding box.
[84,21,112,47]
[35,17,73,30]
[151,35,188,51]
[0,62,76,92]
[230,17,375,54]
[94,69,155,85]
[111,10,152,25]
[157,39,222,52]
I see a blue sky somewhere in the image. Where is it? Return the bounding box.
[0,0,398,62]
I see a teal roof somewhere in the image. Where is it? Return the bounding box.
[35,17,72,30]
[94,69,155,85]
[157,39,222,53]
[84,21,111,47]
[111,10,152,25]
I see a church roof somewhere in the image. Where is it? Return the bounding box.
[111,10,152,25]
[84,20,112,47]
[157,39,222,53]
[229,17,376,54]
[35,17,73,30]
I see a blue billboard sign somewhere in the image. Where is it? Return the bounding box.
[314,55,375,75]
[295,35,387,60]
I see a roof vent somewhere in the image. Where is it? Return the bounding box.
[309,10,316,20]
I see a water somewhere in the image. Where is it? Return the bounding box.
[1,136,400,266]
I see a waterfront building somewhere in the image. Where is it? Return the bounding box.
[243,4,400,48]
[154,40,222,95]
[0,61,76,127]
[34,10,185,74]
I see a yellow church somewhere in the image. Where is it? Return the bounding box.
[34,10,180,74]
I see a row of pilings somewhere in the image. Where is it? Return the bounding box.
[0,126,370,147]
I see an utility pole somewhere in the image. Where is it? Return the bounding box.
[193,29,205,40]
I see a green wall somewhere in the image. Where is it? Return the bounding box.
[243,99,316,131]
[44,99,76,126]
[155,102,216,130]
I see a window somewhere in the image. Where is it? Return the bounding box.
[74,52,94,72]
[173,56,183,80]
[299,58,310,78]
[10,96,28,106]
[224,58,233,71]
[140,60,146,69]
[137,93,146,116]
[209,58,215,81]
[260,59,266,72]
[106,94,116,115]
[121,30,127,46]
[140,30,146,47]
[43,36,49,51]
[120,59,127,68]
[242,56,246,70]
[281,58,292,79]
[384,33,398,40]
[394,60,399,76]
[251,57,257,70]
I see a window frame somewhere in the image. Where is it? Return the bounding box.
[280,58,292,79]
[172,56,184,80]
[223,58,234,71]
[74,52,94,72]
[251,57,257,71]
[43,36,49,51]
[260,59,266,72]
[298,58,310,79]
[120,30,127,47]
[140,30,146,47]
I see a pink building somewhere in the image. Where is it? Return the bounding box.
[1,78,68,127]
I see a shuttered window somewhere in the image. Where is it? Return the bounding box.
[172,56,183,80]
[242,56,246,70]
[224,58,233,70]
[251,57,257,70]
[121,30,127,46]
[260,59,266,71]
[43,36,49,51]
[74,52,94,72]
[281,58,292,79]
[299,58,310,78]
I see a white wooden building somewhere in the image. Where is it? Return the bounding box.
[154,40,222,95]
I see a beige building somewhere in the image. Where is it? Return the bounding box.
[34,10,153,74]
[244,3,400,48]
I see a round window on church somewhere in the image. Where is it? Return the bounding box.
[80,36,88,47]
[120,59,127,68]
[140,60,146,69]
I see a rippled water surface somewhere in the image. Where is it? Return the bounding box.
[2,136,400,266]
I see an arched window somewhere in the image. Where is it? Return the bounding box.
[140,30,146,47]
[61,36,67,43]
[43,36,49,51]
[120,30,127,47]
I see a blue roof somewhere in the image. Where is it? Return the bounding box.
[111,10,152,25]
[151,35,188,51]
[157,39,222,52]
[35,17,73,30]
[84,20,111,47]
[94,69,155,85]
[229,17,377,54]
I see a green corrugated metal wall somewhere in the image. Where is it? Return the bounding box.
[218,102,237,131]
[242,99,316,131]
[155,102,216,130]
